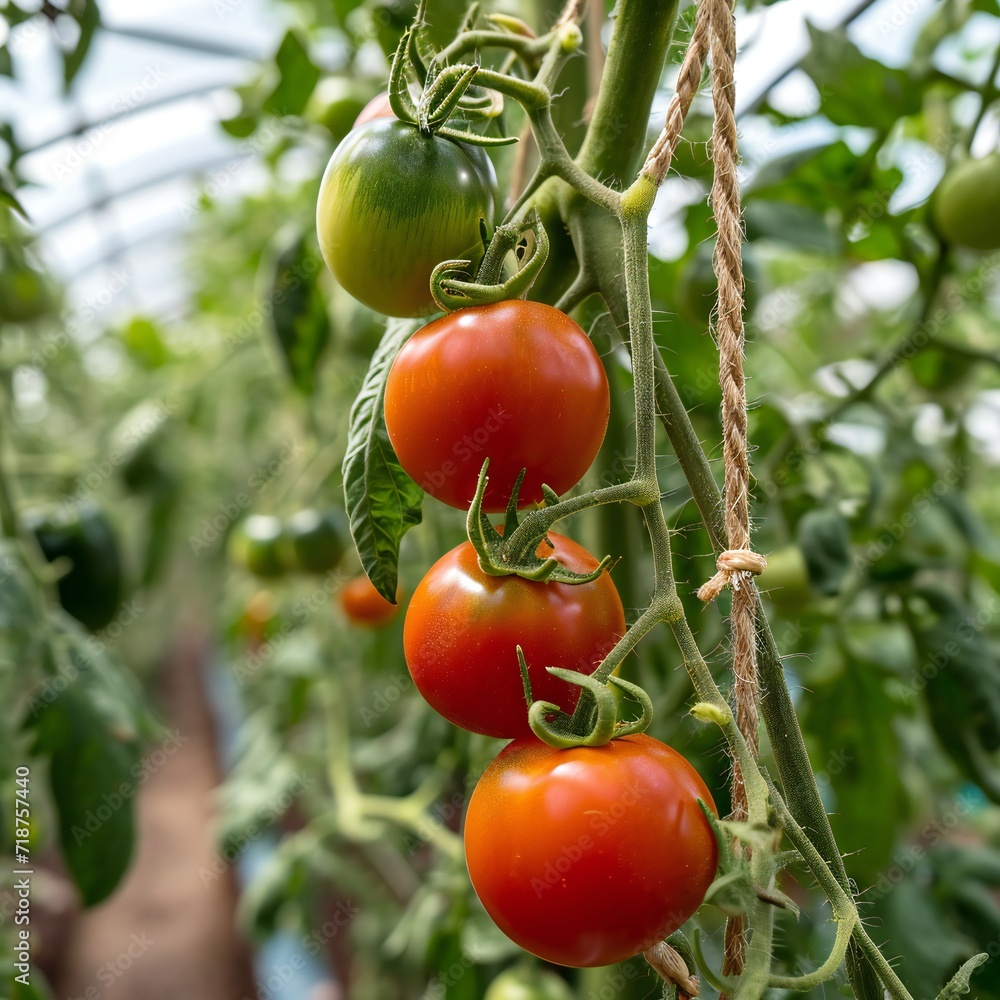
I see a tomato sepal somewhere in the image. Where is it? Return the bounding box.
[466,460,613,584]
[523,658,654,749]
[430,213,549,312]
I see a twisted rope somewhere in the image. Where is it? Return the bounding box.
[701,0,761,985]
[639,0,761,987]
[642,3,711,184]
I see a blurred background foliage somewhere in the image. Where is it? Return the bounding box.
[2,0,1000,997]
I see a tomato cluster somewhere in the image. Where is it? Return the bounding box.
[318,103,719,969]
[228,509,348,578]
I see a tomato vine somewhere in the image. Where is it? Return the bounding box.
[335,0,989,995]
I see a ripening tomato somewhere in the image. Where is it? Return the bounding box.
[353,91,395,128]
[340,575,401,627]
[403,533,625,738]
[465,735,719,967]
[384,301,610,511]
[316,118,498,317]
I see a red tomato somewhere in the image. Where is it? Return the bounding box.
[464,735,719,967]
[403,533,625,738]
[353,91,395,128]
[339,576,400,627]
[384,301,610,512]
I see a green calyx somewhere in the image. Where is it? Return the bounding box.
[387,0,545,148]
[466,462,612,585]
[516,646,654,749]
[430,212,550,312]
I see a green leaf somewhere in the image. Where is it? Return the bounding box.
[261,230,330,395]
[0,166,27,219]
[797,507,851,595]
[63,0,101,87]
[220,115,258,138]
[26,626,154,906]
[263,30,320,117]
[935,954,989,999]
[800,23,923,132]
[743,200,838,254]
[237,840,308,940]
[869,878,972,993]
[910,586,1000,799]
[10,965,56,999]
[806,655,906,886]
[30,654,142,905]
[343,319,423,603]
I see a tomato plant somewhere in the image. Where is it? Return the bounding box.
[464,735,718,967]
[316,118,498,317]
[385,301,610,511]
[5,1,1000,998]
[404,533,625,737]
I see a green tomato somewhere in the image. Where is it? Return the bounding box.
[484,969,575,1000]
[26,503,124,631]
[229,515,286,579]
[278,509,348,574]
[316,118,498,317]
[758,545,812,610]
[931,153,1000,251]
[306,78,376,141]
[0,265,54,323]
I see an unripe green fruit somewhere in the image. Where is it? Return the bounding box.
[931,153,1000,251]
[484,968,574,1000]
[229,516,285,578]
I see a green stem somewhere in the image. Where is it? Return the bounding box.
[767,777,913,1000]
[962,39,1000,152]
[576,0,681,188]
[596,254,884,999]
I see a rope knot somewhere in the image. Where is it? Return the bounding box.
[644,941,699,998]
[697,548,766,602]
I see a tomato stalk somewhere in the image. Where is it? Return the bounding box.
[320,675,463,862]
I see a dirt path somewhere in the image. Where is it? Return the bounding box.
[54,636,257,1000]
